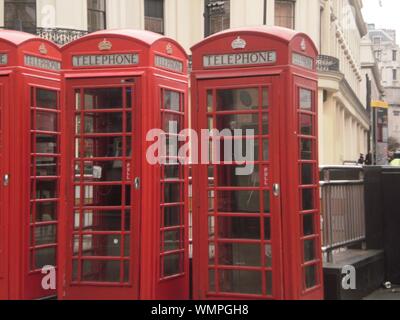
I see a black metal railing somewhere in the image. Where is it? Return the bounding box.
[316,55,340,72]
[36,27,89,45]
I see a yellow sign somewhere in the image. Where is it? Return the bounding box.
[371,100,389,109]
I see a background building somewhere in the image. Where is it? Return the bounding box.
[368,24,400,150]
[0,0,371,165]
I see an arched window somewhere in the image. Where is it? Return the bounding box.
[88,0,107,32]
[4,0,37,34]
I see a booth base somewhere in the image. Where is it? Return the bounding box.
[323,250,385,300]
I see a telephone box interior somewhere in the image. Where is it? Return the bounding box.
[59,30,189,300]
[0,30,61,300]
[190,26,323,300]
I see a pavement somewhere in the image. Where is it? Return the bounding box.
[363,287,400,300]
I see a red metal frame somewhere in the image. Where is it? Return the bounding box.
[58,30,189,300]
[191,27,323,300]
[0,30,61,300]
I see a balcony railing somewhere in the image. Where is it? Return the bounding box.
[36,27,89,45]
[316,55,340,72]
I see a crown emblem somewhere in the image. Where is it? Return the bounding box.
[300,38,307,51]
[231,36,247,50]
[166,43,173,55]
[39,43,48,55]
[98,38,112,51]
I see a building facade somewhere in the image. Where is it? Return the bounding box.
[0,0,370,165]
[368,24,400,148]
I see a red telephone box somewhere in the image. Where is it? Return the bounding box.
[59,30,189,300]
[0,30,61,300]
[191,27,323,300]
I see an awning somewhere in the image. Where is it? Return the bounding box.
[371,100,389,109]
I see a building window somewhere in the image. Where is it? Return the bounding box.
[275,0,295,29]
[145,0,164,34]
[4,0,37,34]
[88,0,106,33]
[393,69,397,81]
[373,37,381,46]
[204,0,230,37]
[393,50,397,61]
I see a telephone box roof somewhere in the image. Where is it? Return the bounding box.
[191,26,317,52]
[0,29,39,46]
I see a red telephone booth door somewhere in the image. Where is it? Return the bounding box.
[195,76,284,299]
[63,77,140,300]
[0,76,9,300]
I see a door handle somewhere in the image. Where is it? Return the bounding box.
[272,183,280,197]
[134,177,140,190]
[3,174,9,187]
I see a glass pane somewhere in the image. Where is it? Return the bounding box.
[36,112,58,132]
[219,270,262,295]
[305,265,318,289]
[74,209,128,232]
[84,88,123,110]
[217,165,259,187]
[217,138,259,163]
[83,113,123,134]
[34,157,58,176]
[163,90,180,111]
[265,244,272,268]
[163,254,182,277]
[300,114,313,135]
[33,225,57,245]
[34,247,56,269]
[80,137,124,158]
[263,139,269,161]
[163,113,182,132]
[218,217,260,239]
[164,183,181,203]
[300,139,313,160]
[208,217,215,238]
[82,260,120,283]
[218,243,261,267]
[209,242,215,264]
[209,269,216,292]
[75,185,125,207]
[262,113,269,134]
[218,190,260,213]
[264,191,271,213]
[35,202,57,222]
[300,88,312,110]
[35,180,57,199]
[207,90,213,112]
[163,230,181,252]
[165,165,180,179]
[302,188,315,211]
[164,206,181,227]
[217,88,259,111]
[301,163,314,185]
[262,88,269,109]
[81,234,121,257]
[266,271,273,295]
[304,239,316,262]
[264,217,271,240]
[216,114,259,134]
[79,161,122,182]
[303,214,315,236]
[35,134,58,154]
[36,89,57,109]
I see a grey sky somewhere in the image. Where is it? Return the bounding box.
[363,0,400,43]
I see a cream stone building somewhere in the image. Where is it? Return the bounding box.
[0,0,370,164]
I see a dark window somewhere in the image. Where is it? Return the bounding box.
[88,0,106,32]
[393,69,397,81]
[145,0,164,34]
[4,0,37,34]
[275,0,295,29]
[205,0,230,37]
[393,50,397,61]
